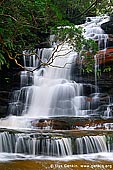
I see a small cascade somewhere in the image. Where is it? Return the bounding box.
[0,132,113,157]
[23,50,39,68]
[21,71,33,87]
[0,132,16,153]
[83,16,109,91]
[76,135,108,154]
[104,104,113,118]
[84,16,109,50]
[0,132,72,156]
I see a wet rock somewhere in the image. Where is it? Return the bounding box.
[101,19,113,34]
[96,48,113,65]
[0,91,10,117]
[31,119,51,129]
[50,119,71,130]
[101,13,113,48]
[87,93,110,109]
[31,119,71,130]
[71,117,113,130]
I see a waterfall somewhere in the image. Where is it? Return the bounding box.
[25,46,80,118]
[8,45,94,119]
[0,16,113,161]
[0,16,111,130]
[76,135,108,154]
[7,45,103,119]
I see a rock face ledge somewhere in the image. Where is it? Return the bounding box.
[0,66,20,117]
[0,91,10,117]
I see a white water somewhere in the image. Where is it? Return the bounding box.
[0,152,113,163]
[76,135,108,154]
[0,131,112,163]
[0,131,111,157]
[25,45,79,118]
[84,16,109,50]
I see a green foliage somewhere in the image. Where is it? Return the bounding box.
[0,52,6,69]
[79,39,98,73]
[54,25,98,53]
[52,0,113,24]
[0,0,113,70]
[53,25,99,74]
[103,66,112,72]
[53,26,85,52]
[0,0,62,68]
[81,55,95,74]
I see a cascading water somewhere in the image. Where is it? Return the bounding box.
[22,46,80,117]
[83,16,109,93]
[7,46,106,120]
[0,131,113,156]
[7,45,93,119]
[76,135,108,154]
[0,16,113,163]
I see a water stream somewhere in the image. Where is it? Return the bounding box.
[0,16,113,167]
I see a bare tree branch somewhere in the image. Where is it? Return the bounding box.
[50,61,75,69]
[31,43,74,72]
[2,47,33,72]
[0,14,17,21]
[74,0,100,19]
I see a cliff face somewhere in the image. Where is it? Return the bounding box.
[0,65,20,117]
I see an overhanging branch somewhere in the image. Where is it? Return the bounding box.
[0,14,17,21]
[74,0,100,19]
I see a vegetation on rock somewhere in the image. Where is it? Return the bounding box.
[0,0,113,70]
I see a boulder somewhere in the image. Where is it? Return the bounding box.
[101,13,113,34]
[31,119,71,130]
